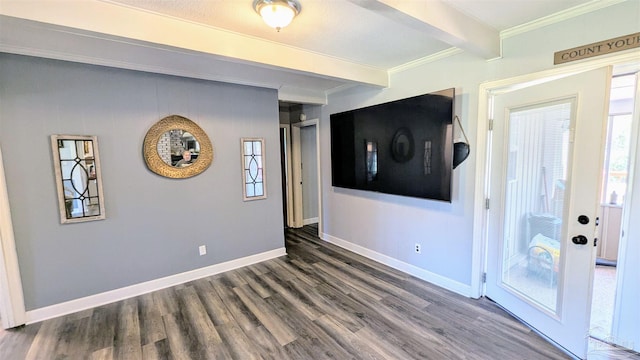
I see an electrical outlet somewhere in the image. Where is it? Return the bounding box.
[414,243,421,254]
[198,245,207,256]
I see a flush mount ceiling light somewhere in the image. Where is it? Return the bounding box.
[253,0,301,32]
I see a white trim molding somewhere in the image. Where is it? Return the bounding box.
[0,146,27,329]
[25,247,286,324]
[389,48,464,75]
[501,0,627,39]
[322,233,472,297]
[303,217,319,226]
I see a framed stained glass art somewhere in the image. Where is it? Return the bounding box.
[50,135,106,224]
[241,138,266,201]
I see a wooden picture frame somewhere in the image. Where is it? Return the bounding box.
[50,135,106,224]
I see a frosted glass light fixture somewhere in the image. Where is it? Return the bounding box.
[253,0,301,32]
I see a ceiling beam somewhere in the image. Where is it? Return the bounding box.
[349,0,501,59]
[0,0,389,88]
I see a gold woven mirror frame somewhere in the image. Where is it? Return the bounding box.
[143,115,213,179]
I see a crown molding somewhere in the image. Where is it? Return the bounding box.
[501,0,627,39]
[389,47,464,75]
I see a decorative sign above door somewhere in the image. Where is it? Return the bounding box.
[554,32,639,65]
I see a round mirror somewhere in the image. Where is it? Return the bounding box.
[156,129,201,167]
[143,115,213,178]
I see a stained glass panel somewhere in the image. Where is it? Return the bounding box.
[241,138,266,200]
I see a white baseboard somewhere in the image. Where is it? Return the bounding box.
[321,233,471,297]
[303,217,319,225]
[25,247,287,324]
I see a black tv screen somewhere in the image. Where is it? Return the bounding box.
[330,88,454,201]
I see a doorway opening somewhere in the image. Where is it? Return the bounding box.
[298,123,319,226]
[589,69,638,344]
[278,101,322,237]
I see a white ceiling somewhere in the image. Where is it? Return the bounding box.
[0,0,616,103]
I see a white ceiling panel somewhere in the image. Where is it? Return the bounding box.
[0,0,612,102]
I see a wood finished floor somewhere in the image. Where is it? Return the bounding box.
[1,225,638,359]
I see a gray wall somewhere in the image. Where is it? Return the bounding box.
[301,104,322,122]
[0,54,284,310]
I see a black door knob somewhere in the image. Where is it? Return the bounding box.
[572,235,588,245]
[578,215,589,225]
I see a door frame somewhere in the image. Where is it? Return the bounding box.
[291,119,323,234]
[0,145,26,328]
[471,51,640,299]
[280,124,295,228]
[611,66,640,351]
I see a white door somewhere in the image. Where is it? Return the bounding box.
[485,67,612,359]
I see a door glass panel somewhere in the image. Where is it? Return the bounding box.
[501,100,572,313]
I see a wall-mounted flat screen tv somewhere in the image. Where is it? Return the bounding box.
[330,88,454,202]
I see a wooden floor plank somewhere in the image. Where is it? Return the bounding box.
[89,346,114,360]
[262,258,298,282]
[246,262,270,276]
[161,310,195,360]
[216,322,264,360]
[353,325,417,360]
[313,314,389,360]
[175,285,231,359]
[24,316,64,360]
[153,287,180,317]
[264,293,354,360]
[209,276,262,333]
[61,316,91,359]
[232,285,297,346]
[137,292,167,346]
[176,286,222,344]
[259,271,324,321]
[222,271,248,289]
[0,322,41,359]
[85,302,119,354]
[245,325,291,360]
[114,298,143,360]
[286,258,322,287]
[236,267,272,299]
[287,278,366,333]
[141,338,173,360]
[192,278,234,326]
